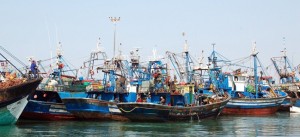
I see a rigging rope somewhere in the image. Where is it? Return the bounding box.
[256,56,277,97]
[0,46,28,67]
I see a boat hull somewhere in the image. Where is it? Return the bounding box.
[20,101,76,121]
[62,98,128,121]
[20,89,79,121]
[0,78,42,125]
[0,96,28,125]
[278,98,292,112]
[222,96,286,115]
[290,98,300,113]
[117,96,230,122]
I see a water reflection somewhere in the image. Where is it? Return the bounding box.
[1,113,299,136]
[0,125,20,136]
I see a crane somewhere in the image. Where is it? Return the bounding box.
[271,49,297,83]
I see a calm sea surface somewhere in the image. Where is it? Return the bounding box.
[1,112,300,136]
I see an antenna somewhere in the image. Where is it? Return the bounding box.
[118,43,122,58]
[281,48,287,57]
[109,17,121,61]
[96,37,101,52]
[182,32,188,52]
[199,50,204,66]
[281,37,287,57]
[252,41,257,55]
[212,43,216,51]
[57,42,63,57]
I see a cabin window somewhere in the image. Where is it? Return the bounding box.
[239,77,245,81]
[234,76,238,81]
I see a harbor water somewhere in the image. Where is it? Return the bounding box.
[1,112,300,136]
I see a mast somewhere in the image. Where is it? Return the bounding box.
[252,42,259,99]
[184,40,190,83]
[211,43,216,68]
[56,42,63,85]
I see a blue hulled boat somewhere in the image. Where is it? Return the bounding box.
[59,46,136,121]
[219,45,287,115]
[20,44,86,121]
[117,46,230,121]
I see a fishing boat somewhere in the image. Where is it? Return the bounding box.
[221,45,287,115]
[117,84,230,122]
[60,44,135,121]
[117,44,230,122]
[61,75,132,121]
[20,44,85,121]
[20,89,79,121]
[0,77,42,125]
[61,89,133,121]
[0,46,42,124]
[270,49,300,112]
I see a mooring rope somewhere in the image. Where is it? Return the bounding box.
[119,107,137,113]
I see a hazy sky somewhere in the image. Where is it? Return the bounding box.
[1,0,300,76]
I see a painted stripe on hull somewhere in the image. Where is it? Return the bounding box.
[222,106,279,115]
[20,112,76,121]
[0,96,28,125]
[20,100,75,121]
[225,103,280,109]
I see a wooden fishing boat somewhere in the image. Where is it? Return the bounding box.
[0,78,42,125]
[117,47,231,122]
[221,47,287,115]
[117,91,230,122]
[0,46,42,124]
